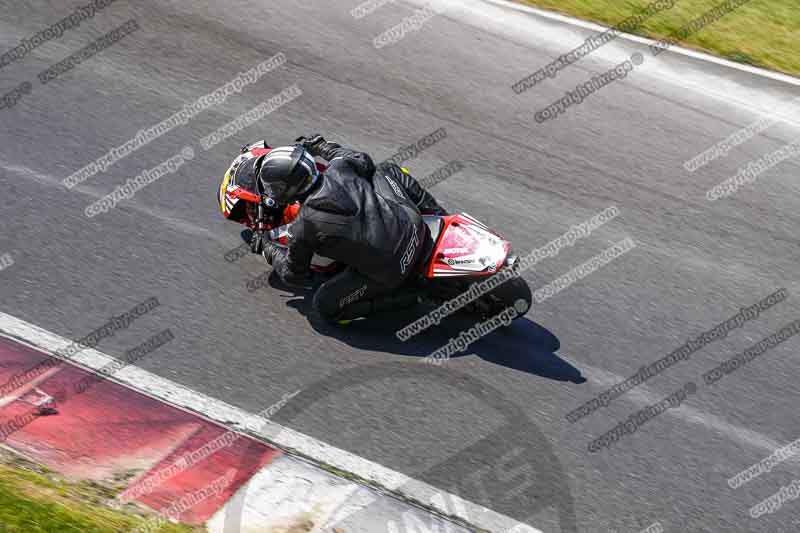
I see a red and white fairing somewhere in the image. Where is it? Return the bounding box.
[425,213,510,278]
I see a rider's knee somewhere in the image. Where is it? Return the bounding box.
[311,284,339,319]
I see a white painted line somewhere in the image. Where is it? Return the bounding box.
[403,0,800,130]
[0,159,229,245]
[407,0,800,144]
[481,0,800,87]
[577,362,800,467]
[641,78,800,132]
[0,312,542,533]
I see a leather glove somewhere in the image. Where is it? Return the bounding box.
[295,134,325,155]
[263,242,313,289]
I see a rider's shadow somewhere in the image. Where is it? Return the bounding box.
[275,275,586,384]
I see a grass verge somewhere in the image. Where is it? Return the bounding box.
[0,447,201,533]
[516,0,799,78]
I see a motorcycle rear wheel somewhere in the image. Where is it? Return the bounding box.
[474,271,532,320]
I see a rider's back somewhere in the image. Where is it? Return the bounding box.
[297,166,426,287]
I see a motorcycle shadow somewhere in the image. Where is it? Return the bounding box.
[277,277,585,384]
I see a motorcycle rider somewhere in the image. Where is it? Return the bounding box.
[219,135,448,323]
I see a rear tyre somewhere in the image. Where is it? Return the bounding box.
[479,272,532,319]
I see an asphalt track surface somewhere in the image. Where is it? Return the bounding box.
[1,0,800,531]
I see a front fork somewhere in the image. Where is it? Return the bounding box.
[254,201,267,240]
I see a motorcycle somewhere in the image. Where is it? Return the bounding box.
[236,144,532,321]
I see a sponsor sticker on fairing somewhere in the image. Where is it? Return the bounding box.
[443,247,470,255]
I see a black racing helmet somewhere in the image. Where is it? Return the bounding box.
[256,145,320,207]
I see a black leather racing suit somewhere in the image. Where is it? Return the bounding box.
[309,139,447,218]
[266,140,447,321]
